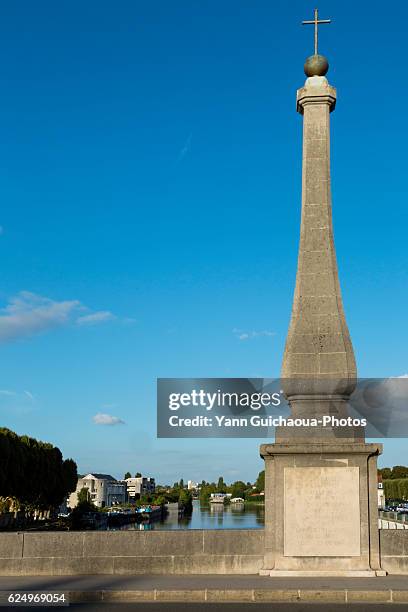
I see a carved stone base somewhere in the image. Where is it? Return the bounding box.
[260,442,383,576]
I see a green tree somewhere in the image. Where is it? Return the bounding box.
[77,487,91,505]
[0,427,77,513]
[254,470,265,493]
[391,466,408,480]
[135,472,142,478]
[70,488,98,528]
[124,472,131,480]
[62,459,77,496]
[179,489,193,514]
[384,478,408,501]
[230,480,247,499]
[217,476,226,493]
[199,483,216,502]
[164,488,180,503]
[179,478,184,489]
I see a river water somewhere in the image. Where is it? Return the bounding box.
[116,500,264,531]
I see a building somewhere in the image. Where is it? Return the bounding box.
[187,480,197,490]
[68,473,127,509]
[123,476,155,501]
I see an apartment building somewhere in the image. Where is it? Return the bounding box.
[68,473,127,508]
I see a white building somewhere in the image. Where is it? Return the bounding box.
[68,473,126,509]
[123,476,155,501]
[187,480,197,490]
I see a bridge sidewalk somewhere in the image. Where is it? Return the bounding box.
[1,574,408,604]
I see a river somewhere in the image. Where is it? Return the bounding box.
[114,500,264,531]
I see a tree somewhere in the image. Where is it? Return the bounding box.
[378,466,408,481]
[179,489,193,514]
[384,478,408,501]
[140,493,152,504]
[254,470,265,493]
[154,495,166,507]
[70,487,98,528]
[179,478,184,489]
[124,472,131,480]
[77,487,91,505]
[230,481,247,499]
[391,466,408,480]
[0,427,77,513]
[164,487,180,503]
[62,459,77,493]
[135,472,142,478]
[217,476,226,493]
[199,483,216,502]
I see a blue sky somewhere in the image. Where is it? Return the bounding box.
[0,0,407,484]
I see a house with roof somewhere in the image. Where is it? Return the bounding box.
[68,473,126,508]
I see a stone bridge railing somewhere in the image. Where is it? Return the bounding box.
[0,529,264,575]
[0,529,407,576]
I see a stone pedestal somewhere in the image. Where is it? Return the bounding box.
[260,442,383,576]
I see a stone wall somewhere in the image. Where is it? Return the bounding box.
[380,530,408,574]
[1,529,407,576]
[0,530,264,576]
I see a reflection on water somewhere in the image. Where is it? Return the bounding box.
[118,500,264,531]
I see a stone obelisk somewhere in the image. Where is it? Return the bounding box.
[260,14,383,576]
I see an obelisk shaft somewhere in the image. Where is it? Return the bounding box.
[281,75,356,423]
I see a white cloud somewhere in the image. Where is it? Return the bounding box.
[76,311,115,326]
[0,292,80,343]
[93,412,125,426]
[0,292,117,343]
[233,328,276,341]
[23,390,35,401]
[0,389,16,396]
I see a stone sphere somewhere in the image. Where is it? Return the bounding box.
[304,54,329,77]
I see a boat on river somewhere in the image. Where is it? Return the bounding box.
[136,505,163,521]
[209,494,228,504]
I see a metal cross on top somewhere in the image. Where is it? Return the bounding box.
[302,8,331,55]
